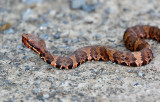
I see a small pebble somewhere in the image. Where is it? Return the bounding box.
[147,9,159,17]
[26,95,32,100]
[82,4,95,12]
[120,20,126,28]
[148,0,153,3]
[63,20,69,24]
[25,65,30,70]
[63,38,68,43]
[138,72,144,77]
[49,10,56,16]
[95,34,101,40]
[22,0,43,4]
[84,16,94,24]
[112,45,117,48]
[101,69,107,74]
[127,69,131,72]
[57,98,62,102]
[123,8,128,12]
[37,93,44,100]
[74,68,79,71]
[115,69,119,73]
[74,72,79,76]
[0,83,4,86]
[108,39,115,42]
[71,95,79,101]
[117,44,125,47]
[2,45,8,49]
[70,0,95,12]
[56,90,63,93]
[18,72,25,77]
[60,46,71,50]
[91,69,95,73]
[0,8,5,13]
[78,93,84,97]
[70,0,86,9]
[43,93,49,99]
[3,80,11,85]
[53,34,60,39]
[34,80,41,85]
[0,23,11,31]
[40,34,49,40]
[5,99,13,102]
[32,88,40,94]
[52,50,59,54]
[134,82,139,86]
[22,8,34,21]
[104,8,112,14]
[22,56,28,59]
[117,77,121,80]
[87,30,92,34]
[78,30,83,35]
[46,77,54,82]
[102,19,108,25]
[70,14,77,20]
[2,55,9,61]
[39,22,50,30]
[3,28,16,34]
[16,45,22,49]
[33,67,40,71]
[71,38,78,43]
[153,53,157,58]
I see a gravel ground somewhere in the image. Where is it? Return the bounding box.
[0,0,160,102]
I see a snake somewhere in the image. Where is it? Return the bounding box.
[22,25,160,69]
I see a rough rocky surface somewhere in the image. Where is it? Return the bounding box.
[0,0,160,101]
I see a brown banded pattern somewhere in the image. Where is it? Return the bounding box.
[22,25,160,69]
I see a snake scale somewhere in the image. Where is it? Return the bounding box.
[22,25,160,69]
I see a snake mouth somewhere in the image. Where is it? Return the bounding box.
[22,34,41,55]
[22,34,31,48]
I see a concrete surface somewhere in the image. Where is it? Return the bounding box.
[0,0,160,101]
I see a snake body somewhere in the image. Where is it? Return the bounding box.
[22,25,160,69]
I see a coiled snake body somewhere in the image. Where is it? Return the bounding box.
[22,25,160,69]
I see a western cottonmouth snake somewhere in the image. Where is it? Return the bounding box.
[22,25,160,69]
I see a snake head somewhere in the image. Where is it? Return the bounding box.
[22,34,47,55]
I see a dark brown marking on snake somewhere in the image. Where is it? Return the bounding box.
[74,50,88,65]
